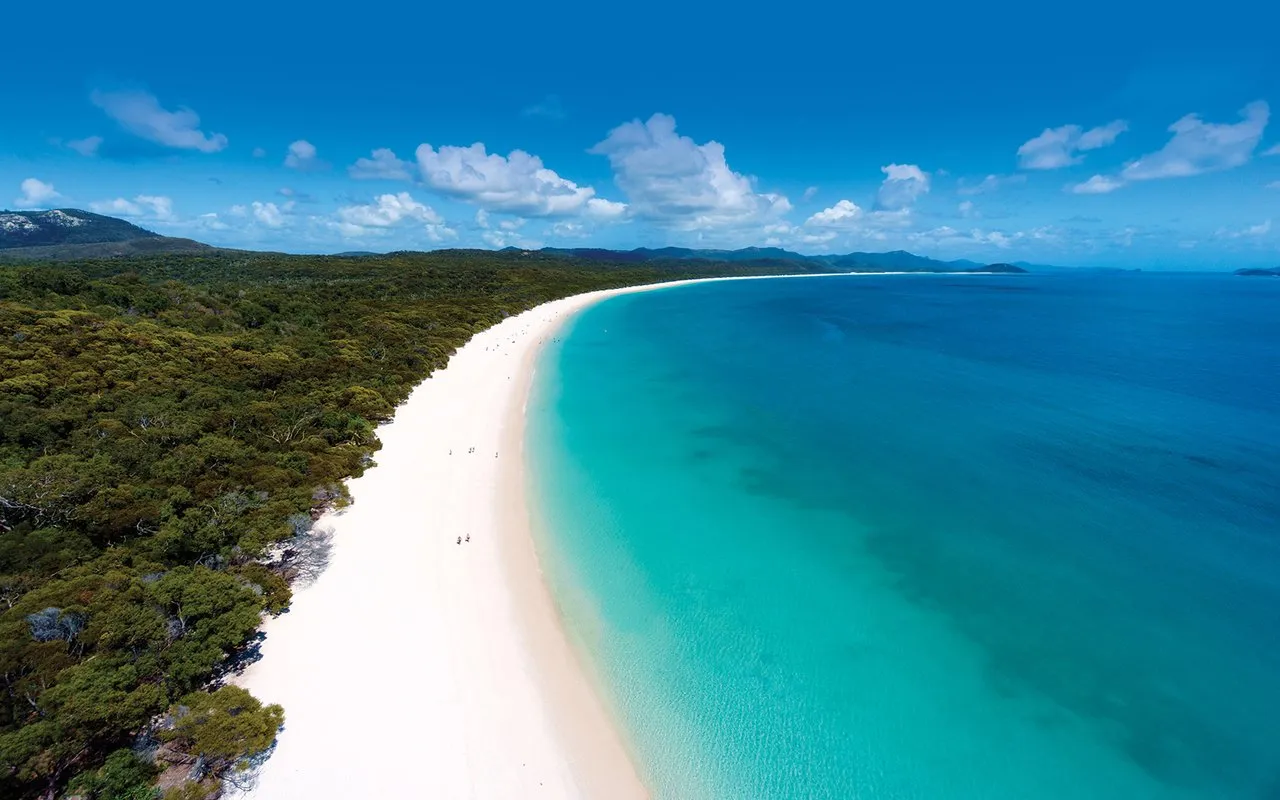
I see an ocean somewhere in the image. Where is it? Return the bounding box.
[525,273,1280,799]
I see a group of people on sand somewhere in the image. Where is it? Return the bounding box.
[447,445,485,544]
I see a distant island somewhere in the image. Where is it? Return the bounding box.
[536,245,1040,274]
[0,208,1044,273]
[965,263,1028,274]
[1235,267,1280,277]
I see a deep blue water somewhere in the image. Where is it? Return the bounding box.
[526,273,1280,799]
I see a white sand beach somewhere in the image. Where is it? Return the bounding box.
[235,278,741,799]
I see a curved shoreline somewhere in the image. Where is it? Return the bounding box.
[231,278,732,798]
[234,273,890,798]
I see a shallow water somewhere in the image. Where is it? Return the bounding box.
[527,273,1280,799]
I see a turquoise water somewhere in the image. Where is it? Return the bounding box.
[526,274,1280,799]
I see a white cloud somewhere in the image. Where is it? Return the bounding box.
[802,186,819,201]
[1264,143,1280,156]
[589,113,789,230]
[14,178,61,209]
[1017,120,1127,170]
[90,195,175,221]
[1220,219,1272,239]
[195,212,229,231]
[252,147,267,158]
[907,224,1062,252]
[92,197,139,215]
[958,200,977,218]
[416,142,614,218]
[550,220,588,238]
[332,192,456,241]
[349,148,413,180]
[251,201,285,228]
[805,199,863,228]
[475,209,490,228]
[1068,174,1125,194]
[585,197,628,219]
[91,90,227,152]
[976,230,1015,248]
[481,229,543,249]
[67,136,103,156]
[285,140,324,171]
[137,196,175,221]
[957,173,1027,195]
[1120,101,1269,181]
[875,163,930,210]
[758,222,837,249]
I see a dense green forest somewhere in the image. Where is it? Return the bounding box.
[0,250,792,799]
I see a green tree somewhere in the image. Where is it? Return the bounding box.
[160,686,283,785]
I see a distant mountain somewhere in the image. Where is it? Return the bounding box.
[1235,266,1280,277]
[0,208,215,260]
[540,246,1020,273]
[0,208,160,249]
[965,263,1029,274]
[0,209,1049,271]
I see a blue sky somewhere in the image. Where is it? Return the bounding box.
[3,1,1279,268]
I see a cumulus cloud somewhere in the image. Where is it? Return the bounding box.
[67,136,103,156]
[415,142,617,218]
[589,113,789,230]
[349,148,413,180]
[251,201,285,228]
[481,229,544,249]
[550,220,588,238]
[195,212,229,231]
[1061,102,1270,195]
[1068,174,1126,194]
[90,195,175,221]
[802,186,819,201]
[1017,120,1127,170]
[1120,101,1269,181]
[958,200,977,218]
[285,140,324,171]
[14,178,61,209]
[585,197,627,219]
[332,192,456,241]
[957,173,1027,195]
[875,164,930,210]
[759,222,837,249]
[805,199,864,228]
[91,90,227,152]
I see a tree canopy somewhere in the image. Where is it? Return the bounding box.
[0,249,787,798]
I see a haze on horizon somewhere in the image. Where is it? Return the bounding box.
[2,0,1278,269]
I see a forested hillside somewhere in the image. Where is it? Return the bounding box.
[0,251,791,799]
